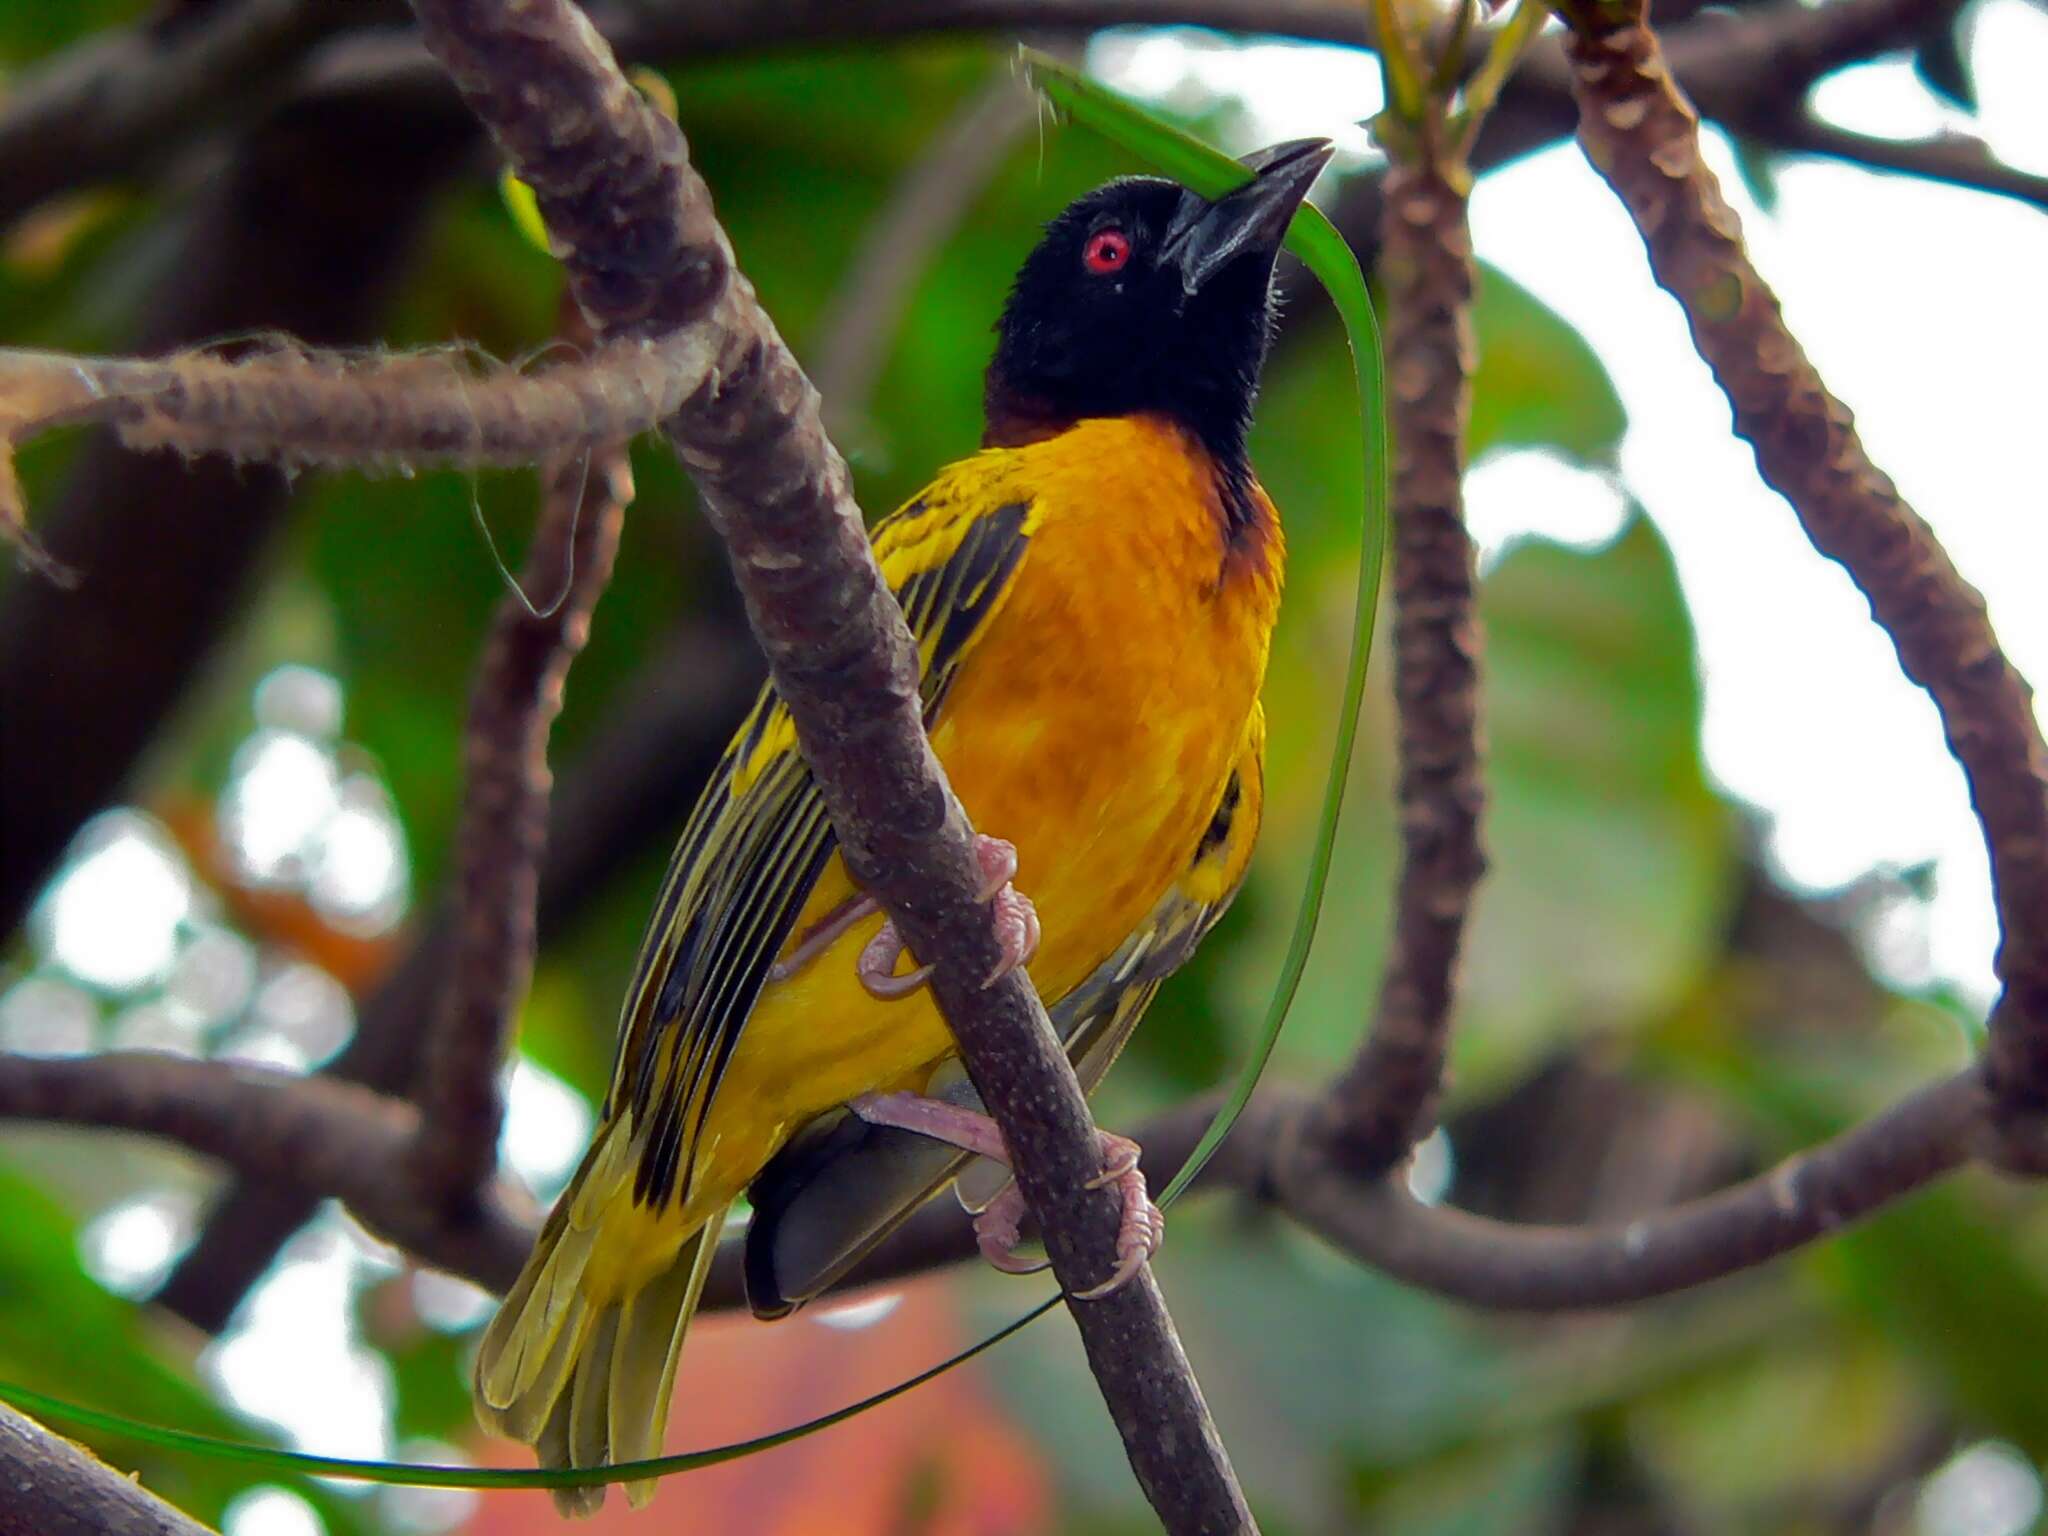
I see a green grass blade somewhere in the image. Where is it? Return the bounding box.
[0,55,1389,1494]
[0,1301,1057,1489]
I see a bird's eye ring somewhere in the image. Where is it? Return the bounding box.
[1083,229,1132,275]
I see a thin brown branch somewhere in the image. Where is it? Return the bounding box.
[0,1051,536,1286]
[158,613,764,1331]
[1320,128,1487,1174]
[411,353,632,1201]
[1553,0,2048,1113]
[0,1399,218,1536]
[9,1052,2037,1324]
[0,0,1958,249]
[1761,115,2048,214]
[0,335,693,566]
[1277,1070,1988,1307]
[408,0,1251,1526]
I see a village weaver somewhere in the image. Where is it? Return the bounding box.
[474,136,1334,1513]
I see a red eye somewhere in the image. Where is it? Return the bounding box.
[1083,229,1131,275]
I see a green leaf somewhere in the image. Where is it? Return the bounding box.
[1469,263,1626,462]
[0,1159,368,1532]
[1456,514,1738,1092]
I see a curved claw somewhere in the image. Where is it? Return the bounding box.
[1084,1133,1141,1190]
[973,1185,1052,1275]
[769,894,879,984]
[857,922,935,1001]
[854,833,1037,1000]
[1073,1137,1162,1301]
[982,885,1041,989]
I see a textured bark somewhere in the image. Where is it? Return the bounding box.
[7,1049,2021,1324]
[0,1401,217,1536]
[0,1052,535,1284]
[1276,1071,1988,1308]
[412,404,632,1201]
[409,1,1252,1527]
[1320,152,1487,1174]
[1557,2,2048,1109]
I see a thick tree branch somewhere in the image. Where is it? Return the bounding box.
[1554,0,2048,1111]
[1321,124,1488,1174]
[411,387,632,1200]
[407,0,1250,1525]
[0,1052,535,1286]
[0,1400,218,1536]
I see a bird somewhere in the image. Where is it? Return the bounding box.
[472,135,1334,1514]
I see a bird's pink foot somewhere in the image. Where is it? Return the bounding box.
[847,1093,1160,1294]
[854,835,1038,1001]
[1073,1131,1163,1301]
[767,893,879,983]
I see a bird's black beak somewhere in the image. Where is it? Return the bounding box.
[1160,137,1335,299]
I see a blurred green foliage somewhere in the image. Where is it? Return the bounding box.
[0,20,2033,1536]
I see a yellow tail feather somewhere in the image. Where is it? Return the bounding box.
[474,1120,728,1518]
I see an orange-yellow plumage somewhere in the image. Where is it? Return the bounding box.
[554,414,1279,1303]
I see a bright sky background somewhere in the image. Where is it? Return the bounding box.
[1105,2,2048,1008]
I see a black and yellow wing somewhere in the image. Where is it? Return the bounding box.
[742,709,1266,1316]
[608,492,1036,1214]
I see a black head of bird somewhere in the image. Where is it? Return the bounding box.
[984,136,1335,471]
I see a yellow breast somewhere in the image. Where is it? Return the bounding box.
[681,415,1283,1216]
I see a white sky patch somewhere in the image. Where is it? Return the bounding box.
[1971,0,2048,175]
[38,811,191,993]
[245,960,355,1067]
[110,998,203,1056]
[410,1269,496,1333]
[164,924,259,1031]
[1919,1442,2043,1536]
[1091,30,1384,159]
[500,1056,594,1201]
[1407,1126,1455,1206]
[80,1189,200,1298]
[205,1218,394,1461]
[1465,448,1632,571]
[309,774,408,933]
[0,974,97,1056]
[222,730,343,885]
[254,664,345,740]
[811,1292,904,1332]
[223,1487,326,1536]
